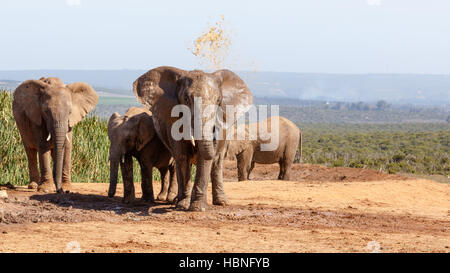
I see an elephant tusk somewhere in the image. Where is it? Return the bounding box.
[46,134,51,141]
[121,155,125,164]
[191,136,195,147]
[66,134,70,144]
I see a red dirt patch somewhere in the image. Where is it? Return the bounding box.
[223,160,409,182]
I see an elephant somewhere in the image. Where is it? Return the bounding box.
[107,107,177,204]
[225,116,302,181]
[13,77,98,193]
[133,66,253,211]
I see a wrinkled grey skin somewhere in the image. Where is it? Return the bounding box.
[133,66,253,211]
[225,116,302,181]
[108,107,177,204]
[13,77,98,193]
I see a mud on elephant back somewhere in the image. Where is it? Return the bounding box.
[133,66,253,211]
[12,77,98,193]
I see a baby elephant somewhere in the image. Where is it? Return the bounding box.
[108,107,177,203]
[226,116,302,181]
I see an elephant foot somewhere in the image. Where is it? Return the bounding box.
[28,182,38,190]
[156,192,168,202]
[37,180,54,193]
[213,197,228,206]
[62,182,71,193]
[142,194,155,203]
[167,192,178,203]
[122,195,135,204]
[138,198,155,206]
[189,199,209,212]
[176,197,191,210]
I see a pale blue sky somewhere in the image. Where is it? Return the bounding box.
[1,0,450,74]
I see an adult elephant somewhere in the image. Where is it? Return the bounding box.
[13,77,98,193]
[133,66,253,211]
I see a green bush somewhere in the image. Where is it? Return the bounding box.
[300,123,450,176]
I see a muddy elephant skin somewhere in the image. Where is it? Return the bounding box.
[133,66,253,211]
[13,77,98,193]
[108,107,177,204]
[226,116,302,181]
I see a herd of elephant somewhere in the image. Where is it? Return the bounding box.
[12,66,302,212]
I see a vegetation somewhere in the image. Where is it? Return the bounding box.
[0,91,28,185]
[1,90,448,186]
[300,123,449,175]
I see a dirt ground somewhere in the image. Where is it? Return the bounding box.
[0,161,449,253]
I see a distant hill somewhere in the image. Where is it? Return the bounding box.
[240,72,450,106]
[0,70,449,105]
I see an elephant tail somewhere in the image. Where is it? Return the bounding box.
[299,130,303,163]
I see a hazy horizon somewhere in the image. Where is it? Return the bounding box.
[1,69,449,105]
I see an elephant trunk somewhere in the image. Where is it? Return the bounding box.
[108,159,119,198]
[197,140,215,161]
[53,124,67,193]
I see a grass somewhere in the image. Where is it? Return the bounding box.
[0,91,28,185]
[300,123,449,175]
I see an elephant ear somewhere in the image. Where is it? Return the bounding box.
[213,70,254,127]
[67,82,99,127]
[107,112,121,140]
[136,112,156,151]
[13,80,49,126]
[133,66,186,110]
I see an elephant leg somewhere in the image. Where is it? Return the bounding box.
[24,147,40,188]
[121,155,135,204]
[282,145,297,181]
[211,152,227,206]
[278,160,286,180]
[236,151,252,181]
[189,155,213,211]
[139,160,154,203]
[157,167,169,201]
[62,131,72,193]
[175,156,192,210]
[282,160,292,181]
[248,161,255,180]
[37,143,54,192]
[166,164,178,203]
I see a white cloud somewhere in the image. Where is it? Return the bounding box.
[66,0,81,7]
[366,0,381,6]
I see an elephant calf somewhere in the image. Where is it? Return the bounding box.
[108,107,177,203]
[226,116,302,181]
